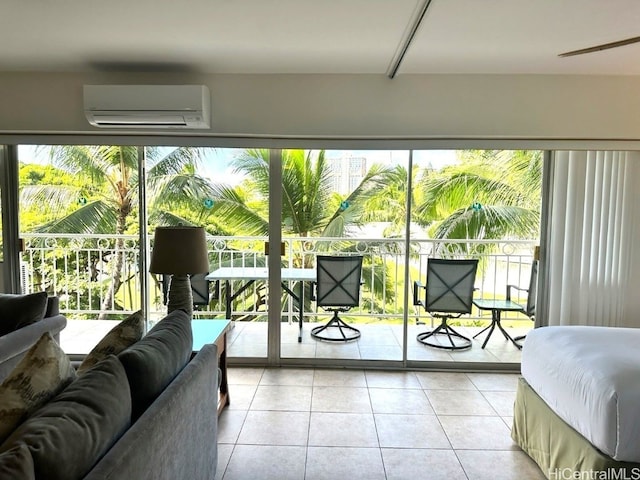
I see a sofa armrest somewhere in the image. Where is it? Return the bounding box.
[83,344,219,480]
[45,296,60,317]
[0,314,67,381]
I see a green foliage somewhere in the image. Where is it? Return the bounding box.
[415,150,542,241]
[19,163,84,231]
[19,145,215,316]
[18,147,543,320]
[209,149,397,239]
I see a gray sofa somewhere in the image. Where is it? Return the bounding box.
[84,343,219,479]
[0,309,219,480]
[0,295,67,381]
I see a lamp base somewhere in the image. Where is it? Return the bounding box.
[167,274,193,316]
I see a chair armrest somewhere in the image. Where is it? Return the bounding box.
[413,280,425,307]
[506,284,528,301]
[310,281,317,301]
[45,296,60,317]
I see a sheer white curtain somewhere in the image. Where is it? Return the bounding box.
[546,150,640,327]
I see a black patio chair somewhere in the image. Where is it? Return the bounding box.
[413,258,478,350]
[162,272,211,308]
[311,255,364,342]
[511,260,538,347]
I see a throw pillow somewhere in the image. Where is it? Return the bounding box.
[0,292,48,336]
[0,443,34,480]
[76,310,145,375]
[0,355,131,480]
[0,333,76,444]
[118,309,192,420]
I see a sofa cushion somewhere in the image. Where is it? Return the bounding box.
[0,333,76,444]
[118,309,192,420]
[77,310,145,375]
[0,355,131,480]
[0,443,34,479]
[0,292,48,336]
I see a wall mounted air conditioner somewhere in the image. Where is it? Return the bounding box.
[83,85,210,129]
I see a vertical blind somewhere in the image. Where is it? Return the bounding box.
[546,150,639,327]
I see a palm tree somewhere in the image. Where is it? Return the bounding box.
[360,164,430,238]
[207,149,396,311]
[414,150,542,247]
[21,145,215,318]
[209,148,395,240]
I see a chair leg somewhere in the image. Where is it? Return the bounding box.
[417,319,472,350]
[473,316,522,350]
[513,334,526,349]
[311,311,361,342]
[473,320,497,349]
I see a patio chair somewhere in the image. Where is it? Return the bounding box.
[511,260,538,347]
[311,255,364,342]
[162,272,212,308]
[413,258,478,350]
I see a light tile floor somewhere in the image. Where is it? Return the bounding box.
[61,319,530,365]
[229,321,530,363]
[216,367,546,480]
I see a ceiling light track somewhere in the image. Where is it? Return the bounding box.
[559,35,640,57]
[387,0,434,79]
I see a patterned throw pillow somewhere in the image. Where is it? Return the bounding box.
[76,310,145,375]
[0,292,48,336]
[0,355,131,480]
[0,333,76,444]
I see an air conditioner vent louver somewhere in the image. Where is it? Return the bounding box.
[83,85,210,129]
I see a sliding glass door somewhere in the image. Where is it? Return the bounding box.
[17,145,143,354]
[276,149,409,363]
[10,143,543,368]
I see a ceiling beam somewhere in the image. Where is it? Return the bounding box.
[386,0,434,79]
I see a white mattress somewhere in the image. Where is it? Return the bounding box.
[521,325,640,462]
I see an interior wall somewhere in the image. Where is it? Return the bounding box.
[3,71,640,329]
[1,72,640,142]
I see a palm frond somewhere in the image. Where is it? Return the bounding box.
[208,183,269,235]
[146,147,206,177]
[323,163,396,231]
[34,200,118,234]
[20,184,81,214]
[431,205,539,240]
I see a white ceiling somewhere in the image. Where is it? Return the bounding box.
[2,0,640,75]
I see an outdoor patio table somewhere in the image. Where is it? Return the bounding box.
[206,267,316,342]
[472,298,523,349]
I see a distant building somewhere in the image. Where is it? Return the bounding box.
[327,155,367,194]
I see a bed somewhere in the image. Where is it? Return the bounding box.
[512,325,640,478]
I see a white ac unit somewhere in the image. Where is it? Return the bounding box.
[83,85,211,129]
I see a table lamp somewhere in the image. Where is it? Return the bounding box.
[149,226,209,316]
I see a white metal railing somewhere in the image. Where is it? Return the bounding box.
[20,233,537,325]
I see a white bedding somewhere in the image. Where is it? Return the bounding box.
[521,325,640,462]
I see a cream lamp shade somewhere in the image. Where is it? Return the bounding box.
[149,226,209,315]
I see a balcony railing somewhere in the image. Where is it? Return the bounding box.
[21,234,537,326]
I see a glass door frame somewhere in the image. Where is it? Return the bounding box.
[0,145,22,293]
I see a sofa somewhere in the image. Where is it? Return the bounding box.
[0,309,219,480]
[83,344,219,479]
[0,294,66,382]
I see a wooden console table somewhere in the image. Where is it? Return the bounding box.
[192,319,232,416]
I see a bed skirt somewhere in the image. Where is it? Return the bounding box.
[512,377,640,479]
